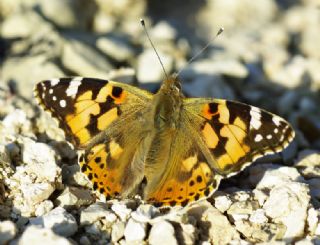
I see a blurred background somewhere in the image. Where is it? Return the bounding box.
[0,0,319,150]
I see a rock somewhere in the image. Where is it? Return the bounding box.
[1,10,44,38]
[56,186,94,208]
[0,220,17,244]
[2,56,64,99]
[111,221,125,242]
[227,200,257,222]
[130,204,159,223]
[39,0,97,29]
[61,39,112,78]
[180,223,197,245]
[149,221,178,245]
[137,48,173,84]
[21,182,55,207]
[295,150,320,178]
[124,218,147,242]
[198,0,278,31]
[31,207,78,237]
[18,226,72,245]
[79,236,91,245]
[249,209,268,224]
[150,21,177,41]
[21,137,60,182]
[96,35,134,62]
[189,205,240,244]
[307,178,320,199]
[269,55,309,88]
[111,202,132,222]
[182,74,235,99]
[249,164,303,189]
[93,10,116,33]
[182,59,248,79]
[307,207,319,235]
[35,200,54,216]
[2,109,33,136]
[214,195,232,213]
[263,182,310,240]
[80,202,112,225]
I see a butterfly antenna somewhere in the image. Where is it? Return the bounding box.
[140,18,169,80]
[177,27,224,77]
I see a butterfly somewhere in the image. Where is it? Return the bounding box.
[34,74,295,208]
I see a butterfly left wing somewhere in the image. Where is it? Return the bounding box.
[183,98,295,176]
[34,77,153,199]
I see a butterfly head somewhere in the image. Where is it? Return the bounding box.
[160,73,182,97]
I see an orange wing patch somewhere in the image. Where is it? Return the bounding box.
[79,140,125,198]
[146,154,219,208]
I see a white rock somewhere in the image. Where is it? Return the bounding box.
[111,221,125,242]
[149,221,178,245]
[197,206,240,244]
[295,150,320,178]
[0,220,17,244]
[181,223,196,245]
[62,39,112,78]
[249,164,303,189]
[35,200,54,216]
[19,226,72,245]
[263,182,310,240]
[96,36,134,62]
[249,209,268,224]
[130,204,159,223]
[111,203,132,221]
[2,109,32,136]
[184,59,248,79]
[214,195,232,212]
[42,207,78,237]
[21,182,55,206]
[307,207,319,235]
[80,202,112,225]
[1,11,44,38]
[150,21,177,41]
[21,137,60,182]
[124,218,147,242]
[56,187,94,208]
[253,189,268,206]
[137,48,173,83]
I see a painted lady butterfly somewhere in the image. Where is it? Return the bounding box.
[34,73,294,208]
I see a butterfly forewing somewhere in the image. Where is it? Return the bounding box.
[34,77,152,148]
[184,98,295,177]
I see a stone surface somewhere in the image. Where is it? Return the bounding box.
[124,218,147,242]
[0,220,17,244]
[30,207,78,237]
[149,221,178,245]
[18,226,72,245]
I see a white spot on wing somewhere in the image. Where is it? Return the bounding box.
[272,116,281,126]
[59,99,66,107]
[266,134,272,139]
[49,89,53,94]
[254,134,263,142]
[250,108,262,129]
[50,79,60,86]
[66,77,82,98]
[274,128,278,133]
[53,96,57,101]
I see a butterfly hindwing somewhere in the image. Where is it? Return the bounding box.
[184,98,295,176]
[144,127,222,208]
[34,77,152,148]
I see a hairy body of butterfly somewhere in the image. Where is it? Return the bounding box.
[34,74,294,208]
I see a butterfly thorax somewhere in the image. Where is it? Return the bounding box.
[151,75,183,131]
